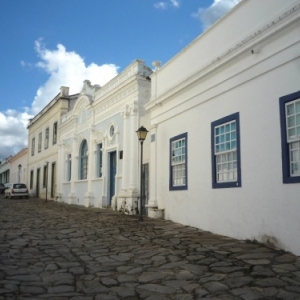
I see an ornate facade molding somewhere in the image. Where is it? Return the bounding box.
[94,130,104,143]
[94,84,138,115]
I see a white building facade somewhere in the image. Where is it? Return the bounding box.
[146,0,300,255]
[9,148,28,184]
[0,156,11,184]
[58,60,152,214]
[27,87,78,200]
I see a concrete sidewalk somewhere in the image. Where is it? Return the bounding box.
[0,197,299,299]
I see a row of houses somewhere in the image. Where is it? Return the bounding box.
[1,0,300,255]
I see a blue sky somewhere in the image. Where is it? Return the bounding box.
[0,0,240,161]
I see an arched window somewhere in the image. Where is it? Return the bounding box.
[80,139,88,179]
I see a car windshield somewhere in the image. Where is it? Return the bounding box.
[13,184,26,189]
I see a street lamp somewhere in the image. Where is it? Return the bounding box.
[45,162,49,202]
[18,164,22,183]
[136,126,148,221]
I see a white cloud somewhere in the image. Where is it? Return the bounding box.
[192,0,241,30]
[32,40,119,114]
[0,110,32,160]
[154,0,180,9]
[154,2,168,9]
[170,0,180,8]
[0,40,119,161]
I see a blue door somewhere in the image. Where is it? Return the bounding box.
[109,151,117,205]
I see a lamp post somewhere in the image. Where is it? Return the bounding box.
[45,162,49,202]
[136,126,148,221]
[18,164,22,183]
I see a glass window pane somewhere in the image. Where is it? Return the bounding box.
[287,103,295,115]
[288,128,296,139]
[218,173,223,182]
[296,114,300,126]
[291,150,299,162]
[296,102,300,113]
[290,142,297,150]
[288,116,295,127]
[234,170,237,179]
[291,163,299,175]
[227,153,232,161]
[222,154,226,162]
[225,124,230,132]
[231,122,236,131]
[233,152,237,160]
[225,133,230,141]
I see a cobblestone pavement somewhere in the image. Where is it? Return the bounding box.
[0,197,300,300]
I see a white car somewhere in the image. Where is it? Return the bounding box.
[4,183,29,199]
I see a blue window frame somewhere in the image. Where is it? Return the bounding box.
[170,133,188,191]
[211,112,241,189]
[80,140,88,180]
[279,90,300,184]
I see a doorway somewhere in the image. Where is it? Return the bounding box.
[36,168,40,198]
[142,163,149,216]
[51,163,56,198]
[109,151,117,206]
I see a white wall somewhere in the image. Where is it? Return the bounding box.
[148,0,300,254]
[9,149,28,185]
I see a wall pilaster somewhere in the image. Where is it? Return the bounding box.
[68,137,78,204]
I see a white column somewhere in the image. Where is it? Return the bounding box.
[68,137,78,204]
[84,128,95,207]
[121,108,130,190]
[129,103,139,192]
[56,142,63,201]
[147,123,164,219]
[148,124,158,207]
[101,139,108,207]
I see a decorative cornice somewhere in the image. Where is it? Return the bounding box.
[95,84,138,115]
[94,60,151,101]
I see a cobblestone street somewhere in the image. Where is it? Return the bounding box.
[0,197,300,300]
